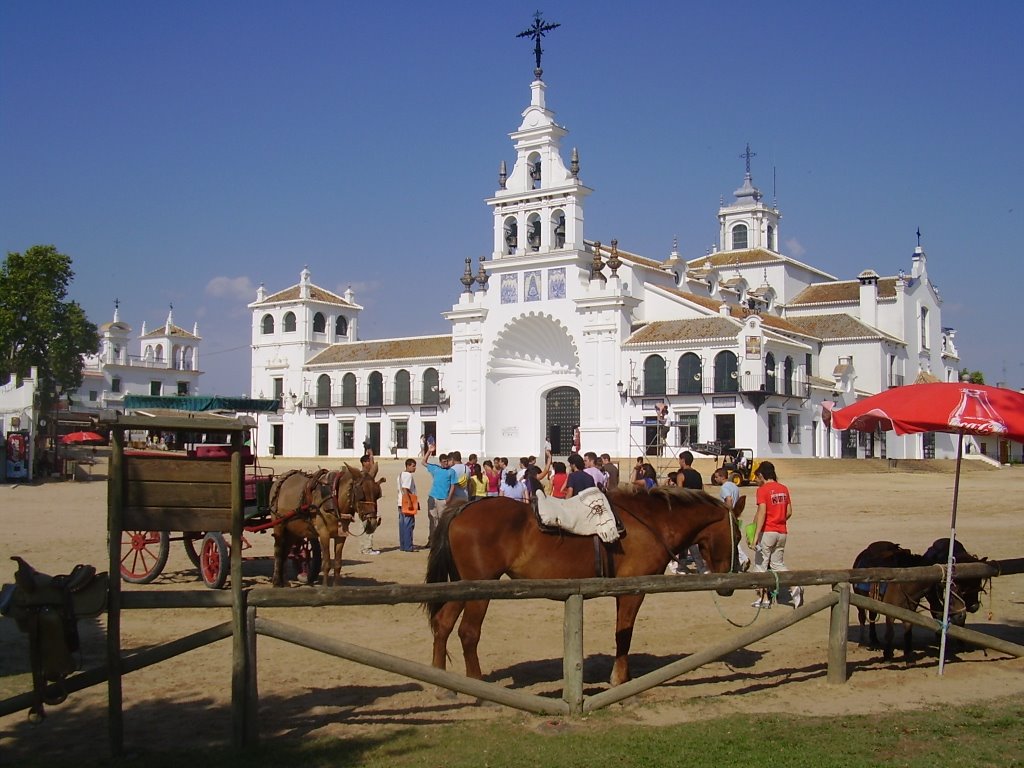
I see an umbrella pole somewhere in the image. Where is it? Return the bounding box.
[938,431,964,676]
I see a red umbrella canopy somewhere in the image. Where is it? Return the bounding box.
[60,431,106,445]
[827,382,1024,442]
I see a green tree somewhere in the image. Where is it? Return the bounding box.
[0,245,99,407]
[959,368,985,384]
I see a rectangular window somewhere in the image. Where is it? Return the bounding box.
[676,413,699,446]
[787,413,801,445]
[89,390,98,402]
[339,422,354,450]
[150,380,162,396]
[111,378,121,393]
[177,381,189,395]
[273,377,284,400]
[394,420,408,450]
[768,412,782,444]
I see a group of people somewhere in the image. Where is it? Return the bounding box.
[380,443,801,609]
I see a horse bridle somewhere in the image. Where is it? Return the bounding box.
[326,470,380,536]
[629,491,739,573]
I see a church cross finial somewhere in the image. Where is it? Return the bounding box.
[517,11,560,80]
[114,298,120,310]
[916,227,922,247]
[740,143,757,175]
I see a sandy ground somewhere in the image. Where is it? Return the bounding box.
[1,454,1023,762]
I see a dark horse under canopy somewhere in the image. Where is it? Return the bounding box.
[425,487,741,688]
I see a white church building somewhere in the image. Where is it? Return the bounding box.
[248,67,960,463]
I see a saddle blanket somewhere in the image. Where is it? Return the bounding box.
[536,488,619,543]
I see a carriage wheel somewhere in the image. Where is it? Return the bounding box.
[199,532,230,589]
[183,532,205,568]
[291,538,323,584]
[120,530,169,584]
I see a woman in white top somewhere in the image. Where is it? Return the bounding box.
[498,470,528,503]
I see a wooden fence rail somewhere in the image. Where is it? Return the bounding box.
[3,559,1022,745]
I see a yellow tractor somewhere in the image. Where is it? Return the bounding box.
[719,448,760,486]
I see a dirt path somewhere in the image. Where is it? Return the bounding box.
[2,458,1023,761]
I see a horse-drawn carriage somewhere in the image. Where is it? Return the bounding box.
[113,400,383,589]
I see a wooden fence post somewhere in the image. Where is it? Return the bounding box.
[563,593,584,715]
[246,605,259,746]
[828,582,850,684]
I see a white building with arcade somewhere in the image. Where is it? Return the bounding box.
[248,61,961,464]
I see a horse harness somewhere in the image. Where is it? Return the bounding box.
[1,557,108,721]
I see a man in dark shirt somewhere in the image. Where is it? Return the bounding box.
[563,453,596,498]
[678,450,704,489]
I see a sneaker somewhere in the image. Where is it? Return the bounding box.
[751,598,770,608]
[792,588,804,609]
[361,548,381,555]
[667,560,680,575]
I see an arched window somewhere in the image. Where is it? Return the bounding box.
[766,225,775,252]
[316,374,331,407]
[503,217,518,255]
[528,152,541,189]
[342,373,356,407]
[527,213,542,251]
[731,224,748,250]
[155,345,164,362]
[367,371,384,406]
[283,311,297,332]
[335,316,348,340]
[643,355,666,396]
[677,353,702,394]
[713,350,738,393]
[765,352,777,394]
[784,356,794,396]
[183,347,194,370]
[172,344,181,369]
[920,307,929,349]
[144,345,153,362]
[422,367,440,404]
[261,314,274,334]
[312,312,326,334]
[552,210,566,248]
[394,370,411,405]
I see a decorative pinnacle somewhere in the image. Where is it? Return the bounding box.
[476,258,489,289]
[591,241,605,281]
[607,239,622,275]
[517,12,560,80]
[570,147,580,179]
[461,258,475,293]
[499,159,507,190]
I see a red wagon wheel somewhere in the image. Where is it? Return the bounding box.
[120,530,169,584]
[199,532,230,589]
[183,531,205,568]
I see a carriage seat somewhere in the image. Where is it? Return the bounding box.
[534,488,620,543]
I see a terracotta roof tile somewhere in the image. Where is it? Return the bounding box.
[790,277,898,305]
[657,286,807,335]
[306,336,452,366]
[784,313,896,341]
[585,240,664,269]
[256,284,353,307]
[141,324,198,340]
[624,318,741,346]
[684,248,783,269]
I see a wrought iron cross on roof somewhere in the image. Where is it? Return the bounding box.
[517,11,560,80]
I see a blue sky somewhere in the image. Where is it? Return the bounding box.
[2,2,1022,393]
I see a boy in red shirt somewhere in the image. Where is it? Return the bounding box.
[751,461,803,609]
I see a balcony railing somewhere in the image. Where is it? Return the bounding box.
[301,387,448,409]
[626,371,810,399]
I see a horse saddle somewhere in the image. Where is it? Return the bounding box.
[534,488,621,543]
[1,556,108,720]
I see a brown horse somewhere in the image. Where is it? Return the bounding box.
[270,466,383,586]
[425,486,740,688]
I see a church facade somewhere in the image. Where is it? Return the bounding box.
[248,71,960,463]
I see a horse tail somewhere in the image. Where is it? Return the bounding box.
[424,500,468,620]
